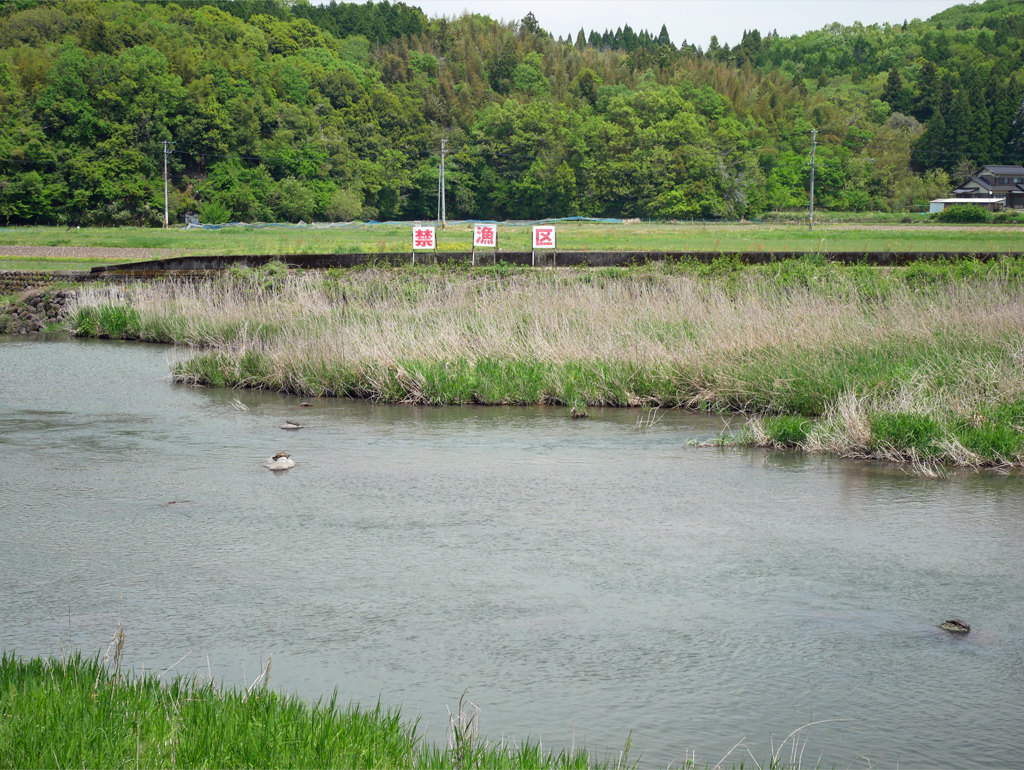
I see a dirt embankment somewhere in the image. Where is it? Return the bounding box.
[0,246,175,260]
[819,224,1024,232]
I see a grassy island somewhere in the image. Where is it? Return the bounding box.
[63,257,1024,469]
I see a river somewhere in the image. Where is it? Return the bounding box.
[2,335,1023,767]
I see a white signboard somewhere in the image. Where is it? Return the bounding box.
[412,225,436,250]
[473,223,497,248]
[532,225,555,249]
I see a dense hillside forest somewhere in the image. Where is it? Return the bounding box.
[2,0,1024,225]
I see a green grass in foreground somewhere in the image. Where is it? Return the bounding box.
[0,653,596,770]
[4,220,1024,262]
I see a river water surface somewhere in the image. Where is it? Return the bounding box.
[2,336,1023,768]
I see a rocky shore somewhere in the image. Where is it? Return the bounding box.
[1,289,73,334]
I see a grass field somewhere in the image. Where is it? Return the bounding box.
[63,258,1024,468]
[4,220,1024,271]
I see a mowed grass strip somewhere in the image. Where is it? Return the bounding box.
[5,221,1024,260]
[0,653,596,769]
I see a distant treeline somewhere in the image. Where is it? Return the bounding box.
[171,0,428,42]
[1,0,1024,225]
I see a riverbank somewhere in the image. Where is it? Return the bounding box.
[0,652,595,769]
[59,259,1024,469]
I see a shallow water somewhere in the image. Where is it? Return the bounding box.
[2,335,1023,768]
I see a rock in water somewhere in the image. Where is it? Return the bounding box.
[264,451,295,470]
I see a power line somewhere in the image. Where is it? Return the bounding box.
[437,136,447,229]
[809,127,817,232]
[163,140,172,228]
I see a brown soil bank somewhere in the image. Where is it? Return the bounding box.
[0,246,173,260]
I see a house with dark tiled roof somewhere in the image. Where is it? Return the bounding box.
[953,165,1024,208]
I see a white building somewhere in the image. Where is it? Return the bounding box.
[928,197,1005,214]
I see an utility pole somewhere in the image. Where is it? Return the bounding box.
[436,137,447,229]
[162,140,171,228]
[808,128,817,232]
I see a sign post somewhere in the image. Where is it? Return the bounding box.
[412,225,436,265]
[532,225,556,266]
[472,223,497,265]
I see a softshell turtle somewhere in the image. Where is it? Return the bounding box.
[939,619,970,634]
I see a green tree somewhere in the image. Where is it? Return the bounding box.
[274,177,315,221]
[511,52,548,95]
[881,68,909,114]
[914,60,939,122]
[913,109,947,171]
[488,40,519,94]
[571,68,602,105]
[36,45,101,145]
[324,185,363,221]
[945,90,973,164]
[992,77,1021,156]
[657,24,673,49]
[1007,96,1024,161]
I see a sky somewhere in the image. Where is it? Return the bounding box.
[411,0,968,48]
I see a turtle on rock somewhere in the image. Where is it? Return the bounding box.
[264,451,296,470]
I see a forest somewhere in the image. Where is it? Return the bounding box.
[2,0,1024,225]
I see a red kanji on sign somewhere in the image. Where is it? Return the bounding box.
[533,226,555,249]
[413,226,435,249]
[474,224,496,248]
